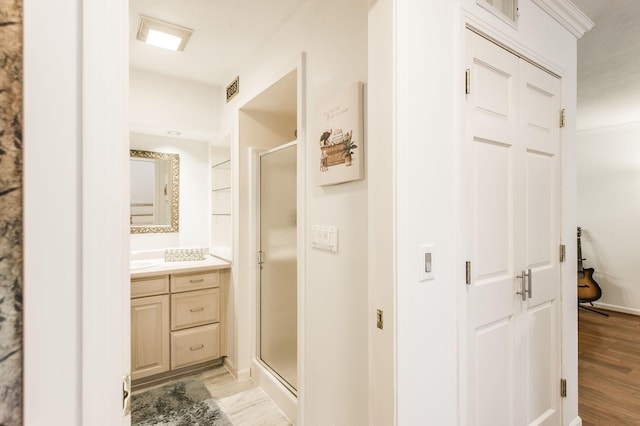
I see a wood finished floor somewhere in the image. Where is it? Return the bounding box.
[133,365,293,426]
[579,308,640,425]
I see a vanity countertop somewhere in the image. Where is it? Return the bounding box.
[130,255,230,279]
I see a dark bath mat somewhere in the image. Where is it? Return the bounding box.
[132,378,232,426]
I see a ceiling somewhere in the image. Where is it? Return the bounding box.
[572,0,640,130]
[130,1,639,131]
[129,0,307,88]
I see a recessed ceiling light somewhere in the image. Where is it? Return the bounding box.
[167,130,181,136]
[136,15,193,51]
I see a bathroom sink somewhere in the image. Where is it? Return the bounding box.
[130,259,162,270]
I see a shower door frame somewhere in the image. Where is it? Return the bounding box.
[254,140,299,396]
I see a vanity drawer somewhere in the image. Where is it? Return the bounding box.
[171,323,220,369]
[171,271,218,293]
[171,288,220,330]
[131,276,169,298]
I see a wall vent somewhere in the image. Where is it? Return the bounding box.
[226,76,239,103]
[477,0,519,24]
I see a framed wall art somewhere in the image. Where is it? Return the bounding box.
[316,82,364,186]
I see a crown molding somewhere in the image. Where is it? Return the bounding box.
[531,0,594,38]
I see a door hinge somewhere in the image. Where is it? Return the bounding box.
[376,309,384,330]
[257,251,265,265]
[559,244,566,262]
[559,109,566,128]
[560,378,567,398]
[465,69,471,95]
[122,374,131,416]
[465,261,471,285]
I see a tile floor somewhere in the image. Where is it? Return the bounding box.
[134,364,293,426]
[202,365,293,426]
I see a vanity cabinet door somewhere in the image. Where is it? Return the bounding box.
[131,294,170,380]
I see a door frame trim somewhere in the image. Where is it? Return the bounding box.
[245,55,307,424]
[465,24,561,79]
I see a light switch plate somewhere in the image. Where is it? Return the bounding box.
[311,225,338,253]
[418,244,435,282]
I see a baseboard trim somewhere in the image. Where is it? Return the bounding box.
[223,357,237,377]
[591,302,640,316]
[251,359,297,424]
[237,368,251,381]
[222,358,251,381]
[222,358,237,378]
[132,359,223,391]
[569,415,582,426]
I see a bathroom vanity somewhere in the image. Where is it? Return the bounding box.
[130,255,230,382]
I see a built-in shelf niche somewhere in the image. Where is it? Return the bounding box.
[210,143,231,259]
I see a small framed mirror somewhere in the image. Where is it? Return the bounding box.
[130,149,180,233]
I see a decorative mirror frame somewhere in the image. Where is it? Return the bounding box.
[130,149,180,234]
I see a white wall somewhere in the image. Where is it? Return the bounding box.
[129,68,222,141]
[394,2,459,423]
[577,123,640,314]
[130,133,210,251]
[221,0,369,423]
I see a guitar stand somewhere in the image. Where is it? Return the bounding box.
[578,302,609,317]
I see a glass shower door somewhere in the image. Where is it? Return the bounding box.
[258,142,297,392]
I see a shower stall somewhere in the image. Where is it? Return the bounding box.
[256,142,298,395]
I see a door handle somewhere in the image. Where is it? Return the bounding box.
[516,269,532,301]
[516,269,532,302]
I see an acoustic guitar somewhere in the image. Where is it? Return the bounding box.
[577,226,602,302]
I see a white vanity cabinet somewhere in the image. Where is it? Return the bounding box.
[130,266,228,382]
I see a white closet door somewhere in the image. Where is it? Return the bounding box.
[516,57,562,426]
[464,29,562,426]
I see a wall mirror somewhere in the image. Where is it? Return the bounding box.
[130,149,180,233]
